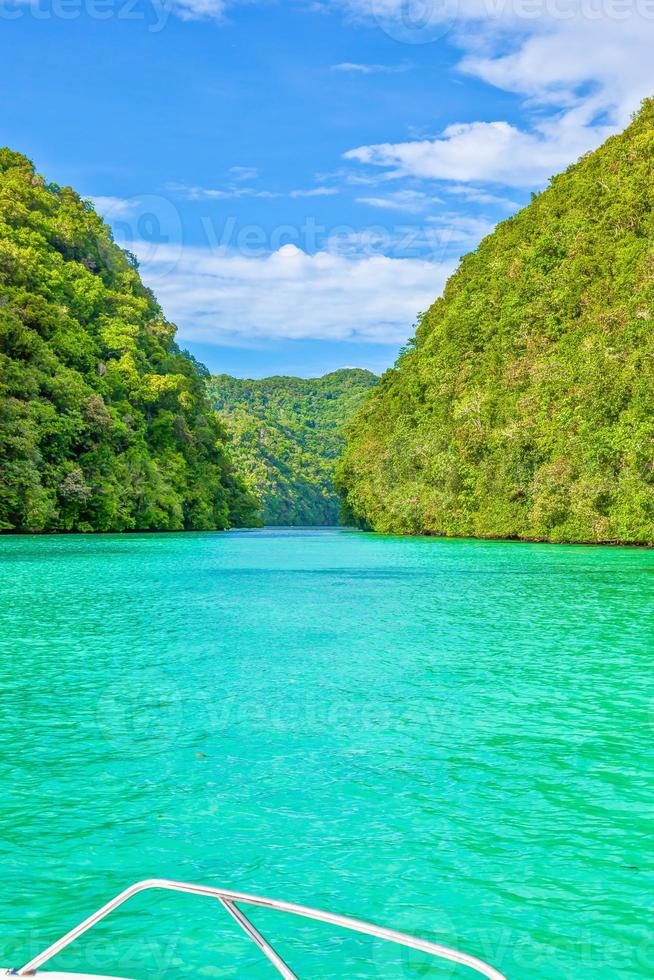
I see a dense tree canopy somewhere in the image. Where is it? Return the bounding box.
[0,149,259,532]
[338,101,654,544]
[209,369,377,525]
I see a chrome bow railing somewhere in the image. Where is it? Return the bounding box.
[12,877,507,979]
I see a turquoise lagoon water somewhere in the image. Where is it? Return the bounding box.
[0,528,652,979]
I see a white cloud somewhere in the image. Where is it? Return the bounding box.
[228,166,259,181]
[356,189,443,212]
[425,213,496,246]
[168,182,282,200]
[345,116,614,187]
[445,185,519,208]
[456,2,654,126]
[325,214,493,259]
[168,182,338,200]
[133,241,451,344]
[340,1,654,188]
[289,187,339,198]
[314,167,390,187]
[331,61,410,73]
[168,0,228,21]
[89,196,138,217]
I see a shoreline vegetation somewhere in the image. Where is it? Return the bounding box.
[2,524,653,551]
[337,100,654,547]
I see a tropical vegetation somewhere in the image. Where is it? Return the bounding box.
[209,369,377,525]
[338,101,654,544]
[0,149,260,532]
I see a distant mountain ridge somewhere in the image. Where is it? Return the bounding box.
[208,369,378,526]
[338,100,654,544]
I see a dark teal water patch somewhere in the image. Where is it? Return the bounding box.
[0,529,652,978]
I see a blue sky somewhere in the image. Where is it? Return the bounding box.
[1,0,650,377]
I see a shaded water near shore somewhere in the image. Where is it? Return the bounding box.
[0,528,652,978]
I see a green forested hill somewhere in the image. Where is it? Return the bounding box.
[0,149,259,532]
[208,369,378,525]
[338,101,654,544]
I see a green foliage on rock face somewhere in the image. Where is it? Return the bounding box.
[338,101,654,544]
[0,149,260,532]
[208,369,378,525]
